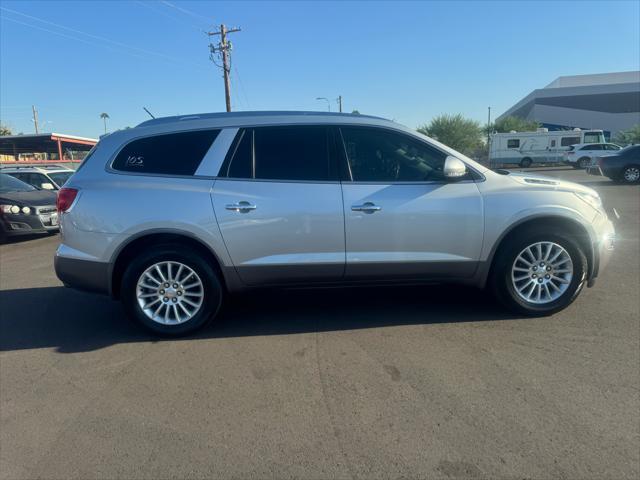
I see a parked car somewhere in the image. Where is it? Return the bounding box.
[0,164,75,190]
[54,111,616,335]
[0,173,59,239]
[565,143,622,169]
[587,144,640,184]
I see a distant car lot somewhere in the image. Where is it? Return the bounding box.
[0,167,638,479]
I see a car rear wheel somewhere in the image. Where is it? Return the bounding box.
[121,245,223,335]
[621,165,640,184]
[577,157,591,169]
[520,157,532,168]
[491,229,587,315]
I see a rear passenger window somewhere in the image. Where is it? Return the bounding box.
[507,139,520,148]
[226,129,253,178]
[254,126,330,181]
[112,130,220,175]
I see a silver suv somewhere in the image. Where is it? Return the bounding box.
[55,112,615,335]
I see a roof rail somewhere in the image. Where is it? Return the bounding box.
[136,110,385,128]
[0,164,66,170]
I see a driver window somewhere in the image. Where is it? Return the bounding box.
[340,127,447,182]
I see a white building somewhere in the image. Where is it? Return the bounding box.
[497,71,640,138]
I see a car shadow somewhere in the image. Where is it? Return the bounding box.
[0,284,524,354]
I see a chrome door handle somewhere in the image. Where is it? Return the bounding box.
[225,201,257,213]
[351,202,381,213]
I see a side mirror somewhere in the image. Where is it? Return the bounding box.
[443,156,467,179]
[41,182,55,190]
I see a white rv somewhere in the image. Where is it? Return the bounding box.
[489,128,605,167]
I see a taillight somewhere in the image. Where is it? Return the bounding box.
[57,188,78,213]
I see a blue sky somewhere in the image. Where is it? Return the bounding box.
[1,0,639,138]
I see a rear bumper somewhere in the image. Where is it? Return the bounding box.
[54,254,111,295]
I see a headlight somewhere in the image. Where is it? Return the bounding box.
[0,205,31,215]
[575,192,603,210]
[1,205,21,214]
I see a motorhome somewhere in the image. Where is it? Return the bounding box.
[489,128,605,167]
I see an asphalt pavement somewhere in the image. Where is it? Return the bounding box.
[1,167,638,479]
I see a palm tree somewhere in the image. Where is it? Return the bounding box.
[100,112,110,134]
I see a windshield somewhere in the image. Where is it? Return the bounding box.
[0,173,37,193]
[583,132,604,144]
[48,171,73,187]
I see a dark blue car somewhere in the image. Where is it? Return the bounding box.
[588,145,640,184]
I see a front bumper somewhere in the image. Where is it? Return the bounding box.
[0,210,59,236]
[54,254,111,295]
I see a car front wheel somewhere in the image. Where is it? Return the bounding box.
[121,245,223,335]
[621,165,640,184]
[491,229,587,315]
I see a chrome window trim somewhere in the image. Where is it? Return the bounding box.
[213,177,341,185]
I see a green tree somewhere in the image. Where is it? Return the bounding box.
[486,116,539,134]
[417,114,483,156]
[614,124,640,146]
[0,124,12,136]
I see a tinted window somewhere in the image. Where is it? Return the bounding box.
[586,144,603,150]
[507,139,520,148]
[561,136,581,147]
[341,127,448,182]
[226,129,253,178]
[253,126,329,181]
[112,130,220,175]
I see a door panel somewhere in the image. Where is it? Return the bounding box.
[342,182,484,279]
[212,180,345,285]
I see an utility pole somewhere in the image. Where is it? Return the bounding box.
[337,95,343,113]
[32,105,39,134]
[487,106,491,145]
[208,24,241,112]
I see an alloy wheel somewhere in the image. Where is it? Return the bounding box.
[623,166,640,183]
[136,261,204,325]
[511,241,573,304]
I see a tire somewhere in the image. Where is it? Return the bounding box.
[120,244,223,336]
[519,158,532,168]
[620,165,640,184]
[577,157,591,169]
[490,228,588,316]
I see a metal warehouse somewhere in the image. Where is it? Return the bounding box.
[497,71,640,138]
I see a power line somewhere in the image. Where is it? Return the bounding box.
[0,6,207,69]
[160,1,212,23]
[134,0,205,32]
[233,65,251,109]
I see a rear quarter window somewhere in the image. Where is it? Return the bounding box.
[112,130,220,175]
